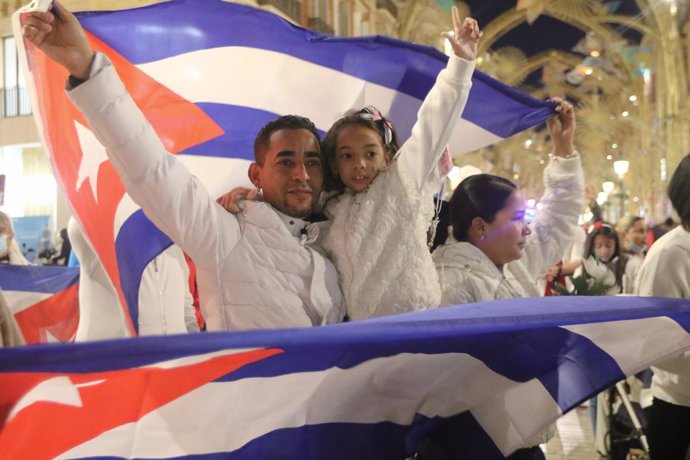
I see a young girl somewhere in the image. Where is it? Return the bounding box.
[581,222,636,294]
[318,6,480,320]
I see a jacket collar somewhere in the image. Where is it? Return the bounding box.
[434,241,505,279]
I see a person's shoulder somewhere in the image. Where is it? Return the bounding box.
[241,201,284,229]
[649,227,690,255]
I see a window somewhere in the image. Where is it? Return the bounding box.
[3,36,31,117]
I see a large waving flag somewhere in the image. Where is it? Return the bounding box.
[0,265,79,344]
[1,295,690,458]
[13,0,554,334]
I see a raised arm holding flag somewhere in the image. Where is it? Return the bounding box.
[22,1,345,332]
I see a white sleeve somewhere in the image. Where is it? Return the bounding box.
[636,245,690,298]
[521,153,585,280]
[397,54,476,193]
[67,54,240,269]
[622,255,642,294]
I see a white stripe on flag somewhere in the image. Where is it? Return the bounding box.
[564,316,690,375]
[137,47,503,154]
[58,352,550,458]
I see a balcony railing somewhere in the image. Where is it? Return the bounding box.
[376,0,397,17]
[308,17,334,35]
[2,86,32,117]
[257,0,301,23]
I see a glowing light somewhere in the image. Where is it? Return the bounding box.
[602,181,615,193]
[633,196,640,203]
[606,154,613,160]
[524,139,533,148]
[589,50,601,57]
[622,111,629,117]
[597,192,608,205]
[629,95,637,102]
[614,160,630,178]
[583,67,593,76]
[611,144,618,149]
[527,199,536,208]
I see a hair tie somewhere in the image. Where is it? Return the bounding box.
[589,221,615,233]
[359,106,394,145]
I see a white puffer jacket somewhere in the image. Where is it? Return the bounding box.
[323,54,475,320]
[69,54,345,331]
[635,226,690,407]
[434,153,585,305]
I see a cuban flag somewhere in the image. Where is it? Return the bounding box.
[13,0,555,335]
[1,295,690,458]
[0,265,79,344]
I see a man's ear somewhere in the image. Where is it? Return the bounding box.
[248,162,262,189]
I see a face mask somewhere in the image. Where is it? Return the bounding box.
[628,242,645,254]
[0,234,7,255]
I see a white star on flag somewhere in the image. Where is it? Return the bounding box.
[75,121,109,202]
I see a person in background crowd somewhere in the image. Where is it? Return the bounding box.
[635,153,690,460]
[651,216,676,243]
[51,227,72,265]
[580,222,637,294]
[618,215,647,257]
[0,211,31,266]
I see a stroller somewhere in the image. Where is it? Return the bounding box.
[596,372,651,460]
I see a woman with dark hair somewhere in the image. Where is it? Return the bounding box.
[426,100,583,460]
[433,99,584,307]
[635,153,690,460]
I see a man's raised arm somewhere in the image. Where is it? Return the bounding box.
[22,2,241,268]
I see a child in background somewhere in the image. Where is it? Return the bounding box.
[581,222,637,294]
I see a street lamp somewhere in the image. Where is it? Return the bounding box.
[601,181,615,220]
[613,160,630,221]
[613,160,629,178]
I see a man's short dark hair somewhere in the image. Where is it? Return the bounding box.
[253,115,320,164]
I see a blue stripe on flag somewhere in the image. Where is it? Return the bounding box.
[77,0,443,98]
[1,296,688,375]
[0,265,79,293]
[76,0,554,141]
[115,209,173,334]
[179,104,324,159]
